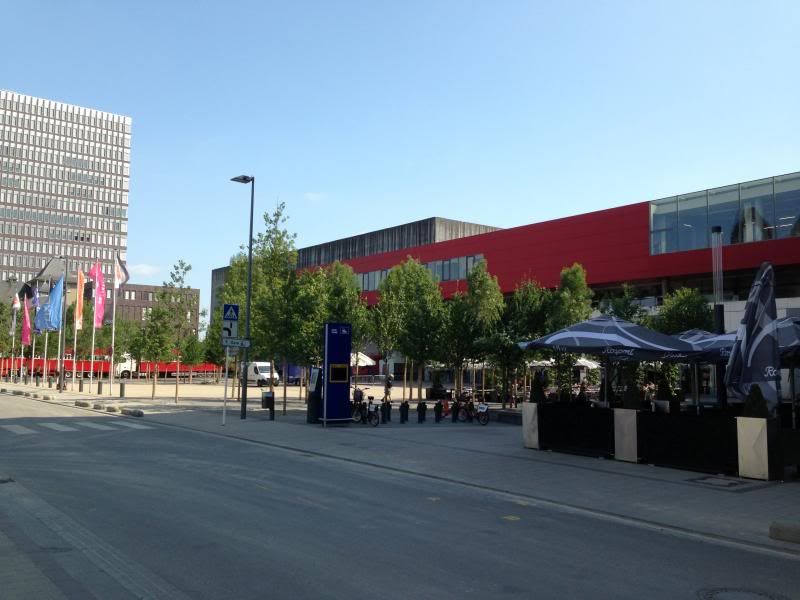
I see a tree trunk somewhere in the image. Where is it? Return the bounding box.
[282,357,288,416]
[417,364,423,402]
[151,368,157,400]
[403,360,407,402]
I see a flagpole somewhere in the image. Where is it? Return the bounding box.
[57,260,69,393]
[10,311,16,382]
[43,331,49,380]
[109,271,118,397]
[72,303,79,391]
[90,278,97,394]
[31,330,36,381]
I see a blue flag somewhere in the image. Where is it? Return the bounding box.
[34,276,64,332]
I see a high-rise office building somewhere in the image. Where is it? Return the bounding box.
[0,90,130,284]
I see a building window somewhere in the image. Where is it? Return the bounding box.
[650,197,677,255]
[740,178,774,242]
[677,191,708,251]
[708,184,741,246]
[774,173,800,239]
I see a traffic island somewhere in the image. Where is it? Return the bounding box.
[92,402,105,410]
[121,407,144,418]
[75,400,91,407]
[769,519,800,544]
[105,405,120,413]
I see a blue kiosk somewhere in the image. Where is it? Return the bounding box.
[310,322,352,426]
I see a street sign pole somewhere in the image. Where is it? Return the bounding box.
[223,347,230,426]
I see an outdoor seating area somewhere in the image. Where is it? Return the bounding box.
[519,265,800,481]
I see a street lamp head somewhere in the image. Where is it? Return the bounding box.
[231,175,254,184]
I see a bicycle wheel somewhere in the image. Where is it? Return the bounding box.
[478,412,489,426]
[368,412,379,427]
[457,408,468,422]
[352,408,363,424]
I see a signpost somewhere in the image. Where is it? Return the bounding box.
[222,304,240,426]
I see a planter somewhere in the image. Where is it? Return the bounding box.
[736,417,782,480]
[614,408,638,463]
[522,403,539,449]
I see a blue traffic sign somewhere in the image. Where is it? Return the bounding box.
[223,304,240,321]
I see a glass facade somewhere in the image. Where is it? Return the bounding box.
[356,254,485,292]
[650,172,800,255]
[0,90,130,282]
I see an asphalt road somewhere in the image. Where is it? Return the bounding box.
[0,396,798,600]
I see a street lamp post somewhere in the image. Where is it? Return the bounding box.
[711,225,727,409]
[231,175,255,419]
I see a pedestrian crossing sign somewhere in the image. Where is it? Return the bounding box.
[223,304,239,321]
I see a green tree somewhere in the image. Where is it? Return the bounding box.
[548,263,593,399]
[140,304,174,399]
[650,287,712,335]
[600,284,647,408]
[442,260,504,394]
[371,273,405,378]
[600,284,645,323]
[648,287,713,401]
[392,258,446,401]
[288,268,328,368]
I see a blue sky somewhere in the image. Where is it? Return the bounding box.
[3,0,800,319]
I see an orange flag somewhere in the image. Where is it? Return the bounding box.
[75,270,85,330]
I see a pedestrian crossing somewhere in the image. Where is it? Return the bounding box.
[1,420,154,436]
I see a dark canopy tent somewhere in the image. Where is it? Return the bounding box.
[675,318,800,367]
[519,315,699,361]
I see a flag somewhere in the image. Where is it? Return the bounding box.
[724,262,781,415]
[88,262,106,328]
[11,293,20,311]
[31,286,40,308]
[114,252,130,289]
[21,297,31,346]
[75,270,85,331]
[34,276,64,332]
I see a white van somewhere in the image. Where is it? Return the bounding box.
[241,362,280,387]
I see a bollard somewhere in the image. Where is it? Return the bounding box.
[261,391,275,421]
[79,379,84,392]
[48,377,53,388]
[35,376,40,387]
[120,382,126,398]
[380,402,387,424]
[387,401,392,422]
[98,381,103,394]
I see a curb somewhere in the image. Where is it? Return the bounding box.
[769,519,800,544]
[121,407,144,418]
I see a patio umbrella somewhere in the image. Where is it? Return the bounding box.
[575,357,600,369]
[350,352,376,367]
[676,319,800,366]
[725,262,781,414]
[519,315,699,362]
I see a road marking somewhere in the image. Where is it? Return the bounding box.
[111,421,153,430]
[1,425,37,435]
[76,421,116,431]
[427,496,441,502]
[40,423,79,432]
[502,515,521,521]
[0,480,192,599]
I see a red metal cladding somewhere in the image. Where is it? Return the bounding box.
[344,202,800,303]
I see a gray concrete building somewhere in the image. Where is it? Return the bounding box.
[0,90,131,284]
[296,217,498,269]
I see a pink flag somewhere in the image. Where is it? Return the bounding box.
[21,297,31,346]
[88,262,106,328]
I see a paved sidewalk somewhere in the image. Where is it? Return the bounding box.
[3,379,799,555]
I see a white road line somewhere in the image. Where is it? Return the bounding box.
[75,421,116,431]
[40,423,79,432]
[111,421,153,430]
[1,424,37,435]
